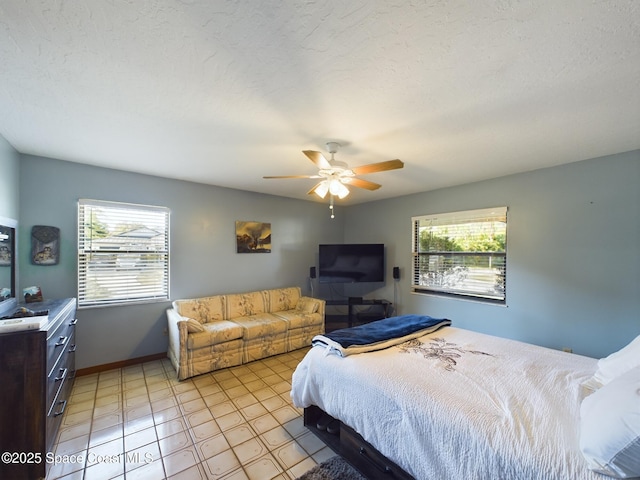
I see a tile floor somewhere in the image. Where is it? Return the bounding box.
[48,349,335,480]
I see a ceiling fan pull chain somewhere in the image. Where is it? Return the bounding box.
[329,195,335,219]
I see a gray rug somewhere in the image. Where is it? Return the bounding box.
[296,455,367,480]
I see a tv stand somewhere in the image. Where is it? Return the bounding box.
[325,298,392,328]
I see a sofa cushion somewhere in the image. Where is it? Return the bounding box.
[232,313,288,340]
[187,320,244,350]
[225,291,266,318]
[266,287,301,312]
[272,310,323,329]
[174,295,225,323]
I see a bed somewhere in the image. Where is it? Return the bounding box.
[291,319,640,480]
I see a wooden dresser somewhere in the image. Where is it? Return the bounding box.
[0,298,77,480]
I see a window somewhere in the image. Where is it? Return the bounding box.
[78,199,170,308]
[412,207,507,303]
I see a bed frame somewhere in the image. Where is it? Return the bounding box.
[304,405,415,480]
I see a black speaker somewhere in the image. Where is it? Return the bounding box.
[393,266,400,279]
[310,266,316,278]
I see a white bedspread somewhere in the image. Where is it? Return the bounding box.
[291,326,600,480]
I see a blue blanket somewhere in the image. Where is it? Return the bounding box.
[312,314,452,357]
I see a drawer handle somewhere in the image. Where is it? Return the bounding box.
[55,368,68,382]
[53,399,67,417]
[69,318,78,326]
[69,344,77,353]
[359,446,394,475]
[55,336,68,347]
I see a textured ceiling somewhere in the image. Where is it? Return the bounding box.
[1,1,639,205]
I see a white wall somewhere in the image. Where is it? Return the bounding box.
[343,150,640,358]
[0,134,20,219]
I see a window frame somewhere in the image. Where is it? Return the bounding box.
[77,199,170,309]
[411,207,507,304]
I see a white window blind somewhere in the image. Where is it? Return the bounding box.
[412,207,507,303]
[78,199,170,308]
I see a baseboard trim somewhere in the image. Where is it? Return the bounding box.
[76,352,167,377]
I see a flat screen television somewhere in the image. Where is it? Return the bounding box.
[318,244,384,283]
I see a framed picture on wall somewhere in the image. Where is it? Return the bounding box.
[235,221,271,253]
[31,225,60,265]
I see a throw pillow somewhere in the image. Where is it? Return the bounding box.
[296,298,318,314]
[185,318,205,333]
[592,335,640,387]
[579,365,640,478]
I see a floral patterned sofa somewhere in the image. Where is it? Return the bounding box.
[166,287,325,380]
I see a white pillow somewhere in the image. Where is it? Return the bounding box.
[579,365,640,478]
[592,335,640,387]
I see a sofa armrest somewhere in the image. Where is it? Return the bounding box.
[166,307,189,379]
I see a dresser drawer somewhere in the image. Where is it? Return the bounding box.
[46,316,76,377]
[46,331,76,409]
[46,373,72,451]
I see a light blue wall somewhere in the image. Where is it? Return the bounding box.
[343,150,640,359]
[18,155,342,369]
[0,134,20,219]
[16,149,639,367]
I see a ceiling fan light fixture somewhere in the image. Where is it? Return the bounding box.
[314,181,329,199]
[329,179,349,199]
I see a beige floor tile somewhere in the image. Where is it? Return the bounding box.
[180,397,207,414]
[124,425,157,452]
[153,405,182,425]
[91,412,123,432]
[260,425,294,449]
[125,441,161,472]
[232,437,268,465]
[287,456,317,479]
[57,422,92,444]
[215,410,245,432]
[54,434,90,457]
[189,419,222,442]
[272,440,309,470]
[155,417,188,440]
[243,454,284,480]
[271,406,299,425]
[50,350,323,480]
[195,432,231,461]
[89,424,123,448]
[185,408,215,429]
[162,446,200,478]
[295,430,326,456]
[225,385,250,398]
[201,448,242,479]
[209,400,237,417]
[223,424,256,448]
[123,413,155,435]
[159,431,193,457]
[124,457,166,480]
[249,413,280,435]
[166,463,207,480]
[240,402,268,421]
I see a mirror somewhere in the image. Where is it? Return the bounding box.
[0,216,17,317]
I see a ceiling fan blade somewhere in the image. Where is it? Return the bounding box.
[307,182,324,195]
[303,150,332,169]
[263,175,321,179]
[345,178,382,191]
[351,159,404,175]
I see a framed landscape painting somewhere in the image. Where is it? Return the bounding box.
[235,221,271,253]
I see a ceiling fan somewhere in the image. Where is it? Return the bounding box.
[263,142,404,201]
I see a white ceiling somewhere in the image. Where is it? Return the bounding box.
[1,1,638,205]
